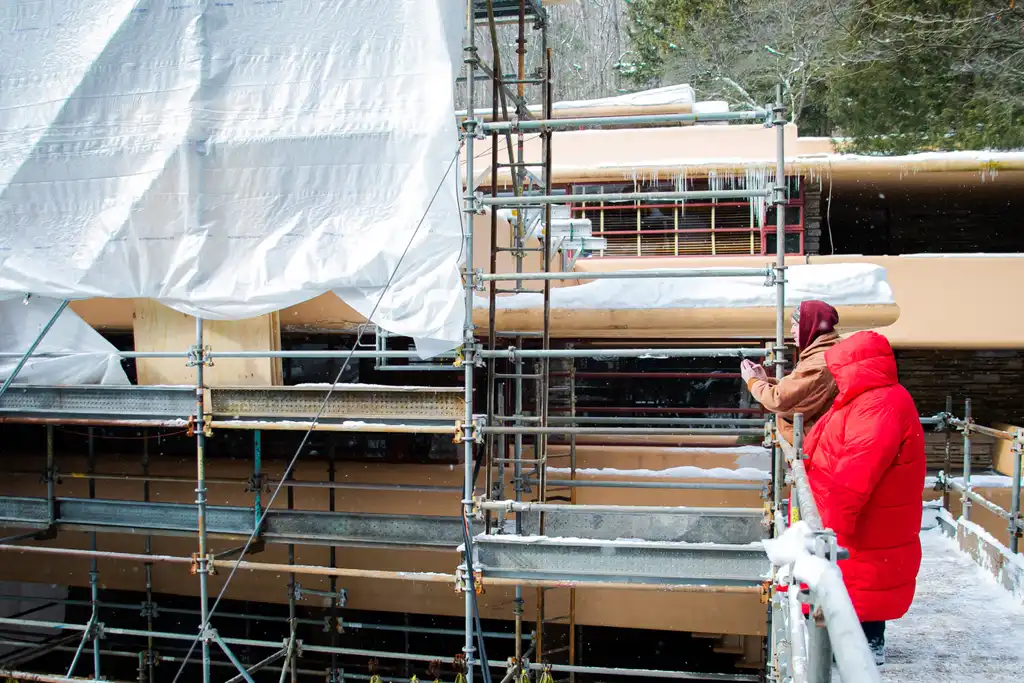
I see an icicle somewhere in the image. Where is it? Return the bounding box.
[745,165,774,231]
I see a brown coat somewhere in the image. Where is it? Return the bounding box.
[747,333,840,443]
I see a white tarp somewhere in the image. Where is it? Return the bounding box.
[0,0,466,358]
[0,297,129,385]
[475,263,896,310]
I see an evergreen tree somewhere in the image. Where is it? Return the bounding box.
[621,0,1024,152]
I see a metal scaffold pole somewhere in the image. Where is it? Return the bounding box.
[462,2,479,682]
[89,428,101,680]
[194,317,212,683]
[772,85,787,526]
[766,84,787,683]
[143,434,155,683]
[962,398,973,522]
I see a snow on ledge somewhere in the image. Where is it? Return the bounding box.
[958,517,1024,573]
[475,263,894,311]
[547,465,770,481]
[473,534,763,549]
[291,382,458,392]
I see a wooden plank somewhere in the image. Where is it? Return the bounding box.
[133,300,282,387]
[269,310,284,386]
[991,423,1022,477]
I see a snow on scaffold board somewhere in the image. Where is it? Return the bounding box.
[475,263,894,310]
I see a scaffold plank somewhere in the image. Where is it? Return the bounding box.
[0,496,767,552]
[517,509,767,545]
[210,385,463,421]
[471,536,770,587]
[0,384,464,427]
[0,385,194,423]
[0,496,464,550]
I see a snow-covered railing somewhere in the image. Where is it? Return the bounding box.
[767,414,882,683]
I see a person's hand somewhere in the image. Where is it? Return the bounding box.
[740,359,767,384]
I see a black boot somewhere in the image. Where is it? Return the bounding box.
[861,621,886,666]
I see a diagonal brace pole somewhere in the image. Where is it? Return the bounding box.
[0,299,70,401]
[66,614,98,678]
[0,632,81,670]
[278,631,297,683]
[211,630,257,683]
[224,647,289,683]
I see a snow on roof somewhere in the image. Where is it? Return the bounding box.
[551,84,696,111]
[475,263,894,311]
[455,84,699,118]
[587,147,1024,175]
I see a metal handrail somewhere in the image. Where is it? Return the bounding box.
[771,412,882,683]
[776,416,823,534]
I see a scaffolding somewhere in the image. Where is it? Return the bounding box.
[0,2,1020,683]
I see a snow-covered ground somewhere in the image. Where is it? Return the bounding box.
[835,527,1024,682]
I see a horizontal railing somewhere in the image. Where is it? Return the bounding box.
[934,402,1023,554]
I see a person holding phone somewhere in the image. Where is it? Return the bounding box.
[740,300,841,443]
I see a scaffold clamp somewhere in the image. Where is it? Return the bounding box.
[470,191,486,214]
[190,552,216,576]
[455,567,484,595]
[40,464,59,485]
[470,495,485,521]
[763,343,788,370]
[761,502,773,531]
[246,472,270,494]
[931,411,952,433]
[321,615,344,634]
[187,344,213,368]
[1010,514,1024,537]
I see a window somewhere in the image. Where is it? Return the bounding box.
[568,177,804,258]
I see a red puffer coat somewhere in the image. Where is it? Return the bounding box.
[803,331,926,623]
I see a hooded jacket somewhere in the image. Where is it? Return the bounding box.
[804,331,926,623]
[747,301,841,443]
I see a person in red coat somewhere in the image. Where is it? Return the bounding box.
[802,330,926,666]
